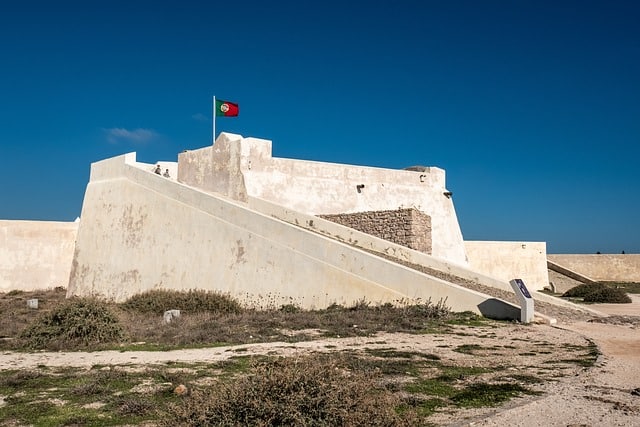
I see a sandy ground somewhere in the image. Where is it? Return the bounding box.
[1,297,639,426]
[471,296,640,427]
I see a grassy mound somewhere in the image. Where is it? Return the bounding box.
[562,283,605,298]
[166,354,416,426]
[563,283,632,304]
[19,298,126,350]
[582,287,632,303]
[120,289,242,315]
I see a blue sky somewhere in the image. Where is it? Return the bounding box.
[0,1,638,254]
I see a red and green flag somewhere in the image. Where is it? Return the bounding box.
[215,99,239,117]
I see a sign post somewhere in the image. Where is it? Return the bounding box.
[509,278,534,323]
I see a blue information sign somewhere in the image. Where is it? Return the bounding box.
[513,278,531,299]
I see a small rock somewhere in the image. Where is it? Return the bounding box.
[631,388,640,397]
[174,384,188,395]
[163,309,181,324]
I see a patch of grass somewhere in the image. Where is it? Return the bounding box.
[445,311,489,327]
[451,382,537,408]
[343,352,426,376]
[435,365,493,382]
[453,344,485,355]
[415,397,447,417]
[218,355,259,376]
[558,341,599,368]
[405,378,457,397]
[0,364,199,426]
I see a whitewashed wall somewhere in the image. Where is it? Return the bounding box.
[464,241,549,291]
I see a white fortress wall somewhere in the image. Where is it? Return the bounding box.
[67,151,519,319]
[464,241,550,291]
[0,220,78,292]
[178,133,467,265]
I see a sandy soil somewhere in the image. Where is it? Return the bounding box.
[471,296,640,427]
[1,297,639,426]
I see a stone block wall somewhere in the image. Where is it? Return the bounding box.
[319,208,431,253]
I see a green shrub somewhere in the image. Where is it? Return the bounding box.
[165,354,416,426]
[120,289,242,315]
[562,283,606,298]
[19,298,126,349]
[582,287,632,303]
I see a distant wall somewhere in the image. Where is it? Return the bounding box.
[320,209,432,254]
[547,254,640,282]
[178,133,467,265]
[464,241,549,291]
[0,220,78,292]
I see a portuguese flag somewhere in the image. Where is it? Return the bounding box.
[215,99,239,117]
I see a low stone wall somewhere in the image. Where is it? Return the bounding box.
[319,208,431,254]
[547,254,640,282]
[0,220,78,292]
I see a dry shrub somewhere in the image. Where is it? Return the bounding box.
[19,298,126,350]
[120,289,241,315]
[165,354,416,426]
[582,287,632,303]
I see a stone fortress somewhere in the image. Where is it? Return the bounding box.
[2,133,639,320]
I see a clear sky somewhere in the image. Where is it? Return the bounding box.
[0,1,638,254]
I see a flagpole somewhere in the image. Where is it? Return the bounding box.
[212,95,216,144]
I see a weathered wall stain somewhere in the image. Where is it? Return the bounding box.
[232,240,247,265]
[119,204,148,248]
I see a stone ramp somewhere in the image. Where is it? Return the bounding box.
[369,250,601,323]
[547,259,596,285]
[248,197,602,323]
